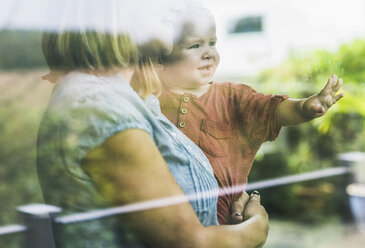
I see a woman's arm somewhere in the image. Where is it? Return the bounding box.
[82,129,268,248]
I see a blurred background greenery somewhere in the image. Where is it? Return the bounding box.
[0,30,49,247]
[0,31,45,69]
[248,39,365,221]
[0,30,364,246]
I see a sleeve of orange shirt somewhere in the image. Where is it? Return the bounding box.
[237,84,288,146]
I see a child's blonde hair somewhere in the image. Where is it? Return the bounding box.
[174,0,215,44]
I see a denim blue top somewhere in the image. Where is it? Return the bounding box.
[37,71,219,248]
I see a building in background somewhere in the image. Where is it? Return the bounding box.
[205,0,365,78]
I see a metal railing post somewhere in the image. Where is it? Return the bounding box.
[338,152,365,183]
[17,203,62,248]
[338,152,365,223]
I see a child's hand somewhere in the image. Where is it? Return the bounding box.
[303,75,344,119]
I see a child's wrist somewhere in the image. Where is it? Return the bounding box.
[300,98,315,121]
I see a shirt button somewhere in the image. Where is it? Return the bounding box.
[170,132,177,137]
[183,96,190,103]
[179,122,186,128]
[181,108,188,114]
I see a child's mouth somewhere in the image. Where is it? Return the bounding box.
[198,65,214,76]
[198,64,214,71]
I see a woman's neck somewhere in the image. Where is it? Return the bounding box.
[42,67,135,84]
[90,67,135,84]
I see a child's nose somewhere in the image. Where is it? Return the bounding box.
[201,45,211,56]
[203,52,211,60]
[202,49,215,60]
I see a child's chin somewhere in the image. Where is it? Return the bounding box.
[195,81,212,87]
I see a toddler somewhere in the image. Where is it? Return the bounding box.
[158,1,344,224]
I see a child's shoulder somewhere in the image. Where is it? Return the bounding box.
[212,81,255,93]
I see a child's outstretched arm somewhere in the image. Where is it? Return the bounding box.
[277,75,344,126]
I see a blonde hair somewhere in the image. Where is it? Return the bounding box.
[42,31,138,71]
[130,57,162,98]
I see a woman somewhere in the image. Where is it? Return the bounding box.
[36,1,268,247]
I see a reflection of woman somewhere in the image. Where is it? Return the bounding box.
[36,2,268,248]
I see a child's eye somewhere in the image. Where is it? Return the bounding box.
[209,41,216,46]
[189,44,200,49]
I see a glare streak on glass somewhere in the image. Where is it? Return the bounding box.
[56,167,349,224]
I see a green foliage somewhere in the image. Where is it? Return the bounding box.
[0,30,46,69]
[0,71,51,248]
[0,101,44,222]
[256,38,365,166]
[338,39,365,83]
[249,39,365,218]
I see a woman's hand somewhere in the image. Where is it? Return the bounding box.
[230,192,249,224]
[232,191,269,234]
[243,192,268,223]
[230,191,268,225]
[242,192,269,248]
[227,191,269,247]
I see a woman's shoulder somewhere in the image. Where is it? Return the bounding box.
[39,72,154,172]
[46,71,154,136]
[51,72,132,104]
[48,72,143,114]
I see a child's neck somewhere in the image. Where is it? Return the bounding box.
[166,83,212,97]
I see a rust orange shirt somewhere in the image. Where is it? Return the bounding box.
[159,82,288,224]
